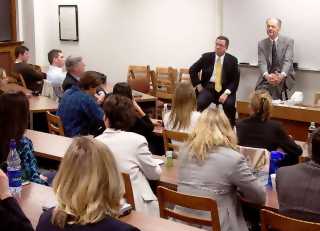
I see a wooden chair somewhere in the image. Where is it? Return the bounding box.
[163,129,189,153]
[127,65,151,94]
[154,67,178,100]
[261,209,320,231]
[157,186,221,231]
[121,172,135,210]
[46,111,65,136]
[16,73,27,88]
[178,68,190,82]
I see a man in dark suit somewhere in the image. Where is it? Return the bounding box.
[189,36,239,126]
[62,56,85,91]
[276,128,320,222]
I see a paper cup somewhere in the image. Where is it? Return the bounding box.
[270,173,276,188]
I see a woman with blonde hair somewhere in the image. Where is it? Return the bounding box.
[177,107,265,231]
[36,137,139,231]
[236,90,302,166]
[163,81,200,132]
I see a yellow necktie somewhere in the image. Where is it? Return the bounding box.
[214,57,222,92]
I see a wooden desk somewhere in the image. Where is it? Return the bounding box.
[0,83,58,128]
[19,183,201,230]
[25,129,71,161]
[237,100,320,141]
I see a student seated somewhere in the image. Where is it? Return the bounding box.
[62,56,85,92]
[0,91,48,185]
[0,169,34,231]
[177,106,265,231]
[57,71,105,137]
[163,81,200,132]
[96,95,161,216]
[236,90,302,166]
[36,137,140,231]
[112,82,163,154]
[13,45,45,93]
[276,128,320,222]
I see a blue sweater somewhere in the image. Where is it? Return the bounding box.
[57,86,104,137]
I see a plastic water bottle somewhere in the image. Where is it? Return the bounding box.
[165,151,173,167]
[307,122,317,156]
[7,139,22,197]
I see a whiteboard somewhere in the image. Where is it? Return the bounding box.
[223,0,320,70]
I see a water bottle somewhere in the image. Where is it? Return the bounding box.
[268,151,284,186]
[7,139,22,197]
[165,151,173,167]
[162,103,168,120]
[307,122,317,156]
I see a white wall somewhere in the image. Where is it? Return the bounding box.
[20,0,221,84]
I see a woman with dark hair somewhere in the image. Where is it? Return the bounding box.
[113,82,163,155]
[236,90,302,166]
[0,91,47,184]
[96,95,161,216]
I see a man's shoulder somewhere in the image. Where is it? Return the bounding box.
[201,52,214,59]
[225,53,238,62]
[279,35,294,44]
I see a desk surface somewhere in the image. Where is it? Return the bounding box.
[26,130,71,161]
[27,130,290,211]
[237,100,320,123]
[0,83,58,112]
[19,183,201,230]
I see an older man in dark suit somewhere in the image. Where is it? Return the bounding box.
[189,36,240,126]
[276,128,320,222]
[256,18,295,100]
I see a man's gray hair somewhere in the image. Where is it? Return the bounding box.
[266,18,282,28]
[65,56,82,72]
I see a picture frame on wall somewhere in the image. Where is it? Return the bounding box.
[58,5,79,41]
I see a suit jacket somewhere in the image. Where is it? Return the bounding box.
[276,161,320,222]
[189,52,239,95]
[0,197,34,231]
[36,208,140,231]
[62,72,79,92]
[177,146,265,231]
[14,62,45,92]
[256,36,295,93]
[236,116,302,166]
[96,129,161,216]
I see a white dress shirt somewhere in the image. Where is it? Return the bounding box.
[46,65,66,86]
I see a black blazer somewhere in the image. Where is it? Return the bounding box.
[36,208,140,231]
[236,116,302,166]
[0,197,34,231]
[276,161,320,222]
[62,72,79,92]
[189,52,239,95]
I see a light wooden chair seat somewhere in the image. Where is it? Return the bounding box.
[163,129,189,154]
[261,209,320,231]
[46,111,65,136]
[178,68,190,82]
[127,65,152,94]
[122,172,135,210]
[157,186,221,231]
[154,67,177,100]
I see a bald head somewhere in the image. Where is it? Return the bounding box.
[266,18,282,40]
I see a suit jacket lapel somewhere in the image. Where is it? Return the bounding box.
[221,54,227,83]
[267,39,272,64]
[277,36,284,59]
